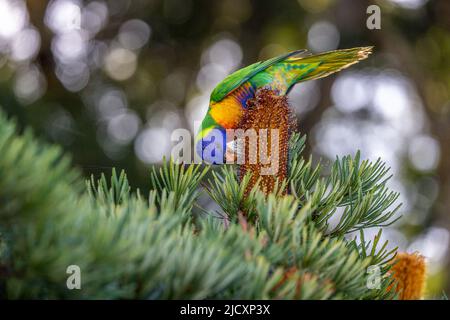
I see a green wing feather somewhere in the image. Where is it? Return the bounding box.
[210,49,307,102]
[285,46,373,83]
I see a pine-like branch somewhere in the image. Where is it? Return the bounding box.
[0,110,403,300]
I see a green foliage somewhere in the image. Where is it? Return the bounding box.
[287,133,401,237]
[204,166,260,222]
[86,169,131,215]
[0,112,400,299]
[149,158,208,210]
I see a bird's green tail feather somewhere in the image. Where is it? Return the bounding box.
[288,46,373,84]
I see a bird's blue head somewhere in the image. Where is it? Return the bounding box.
[195,125,227,164]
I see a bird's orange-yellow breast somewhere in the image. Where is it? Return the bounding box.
[209,82,255,129]
[210,94,243,129]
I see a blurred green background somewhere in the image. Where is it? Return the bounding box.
[0,0,449,298]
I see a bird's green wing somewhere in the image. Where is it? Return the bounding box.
[210,49,307,102]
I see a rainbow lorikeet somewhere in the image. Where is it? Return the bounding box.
[196,46,373,163]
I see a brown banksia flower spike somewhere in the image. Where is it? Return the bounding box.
[237,88,297,196]
[388,252,427,300]
[271,267,335,299]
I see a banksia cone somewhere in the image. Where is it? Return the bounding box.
[388,252,427,300]
[237,89,296,195]
[271,266,301,296]
[271,267,335,299]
